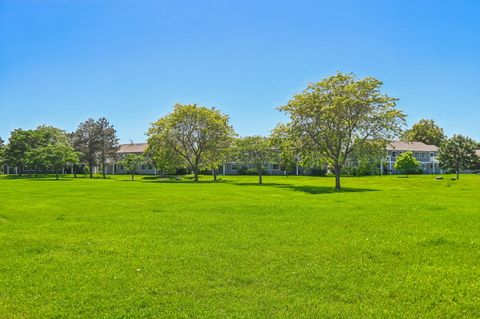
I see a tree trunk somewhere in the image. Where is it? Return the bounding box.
[193,168,199,182]
[258,171,263,185]
[102,163,106,179]
[213,169,217,181]
[55,170,59,180]
[334,164,341,190]
[89,162,93,179]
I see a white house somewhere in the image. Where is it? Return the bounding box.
[386,141,441,174]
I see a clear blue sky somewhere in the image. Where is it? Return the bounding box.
[1,0,479,143]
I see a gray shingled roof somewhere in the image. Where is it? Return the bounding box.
[118,143,148,154]
[387,141,438,152]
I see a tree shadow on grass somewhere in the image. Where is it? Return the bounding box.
[229,182,378,195]
[1,175,73,182]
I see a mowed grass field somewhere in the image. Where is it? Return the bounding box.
[0,174,479,318]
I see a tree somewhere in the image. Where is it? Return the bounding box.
[4,126,71,176]
[347,139,388,176]
[118,154,145,181]
[0,137,4,171]
[26,144,79,180]
[3,129,35,175]
[30,126,70,175]
[71,119,98,178]
[146,143,183,177]
[96,117,120,179]
[402,119,446,146]
[279,72,405,189]
[394,151,420,177]
[270,123,301,176]
[438,135,478,180]
[234,136,274,184]
[71,118,118,179]
[147,103,235,182]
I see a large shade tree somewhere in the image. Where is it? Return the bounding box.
[438,134,478,179]
[279,72,405,189]
[3,126,69,175]
[71,118,119,179]
[147,103,235,182]
[234,136,274,185]
[26,144,79,180]
[3,129,35,175]
[96,117,120,179]
[402,119,446,146]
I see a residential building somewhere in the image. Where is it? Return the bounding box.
[386,141,441,174]
[108,142,156,175]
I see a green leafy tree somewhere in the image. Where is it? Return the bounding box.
[4,129,35,175]
[270,123,301,176]
[279,72,405,189]
[394,151,420,177]
[71,119,98,178]
[118,154,145,181]
[0,137,4,171]
[147,103,235,182]
[402,119,446,146]
[31,126,70,175]
[234,136,274,184]
[96,118,120,179]
[26,144,80,180]
[71,118,118,179]
[146,144,183,177]
[347,139,388,176]
[34,125,70,146]
[438,135,478,179]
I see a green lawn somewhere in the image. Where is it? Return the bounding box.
[0,174,479,318]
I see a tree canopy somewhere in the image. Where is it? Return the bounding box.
[234,136,274,184]
[118,154,145,181]
[26,144,79,179]
[402,119,446,146]
[96,118,120,179]
[70,118,119,178]
[147,103,235,182]
[394,151,420,177]
[4,126,70,175]
[279,72,405,189]
[438,135,478,179]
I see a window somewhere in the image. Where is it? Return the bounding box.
[231,163,238,170]
[272,164,280,170]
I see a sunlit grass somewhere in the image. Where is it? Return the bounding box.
[0,174,479,318]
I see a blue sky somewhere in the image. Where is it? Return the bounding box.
[1,0,479,143]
